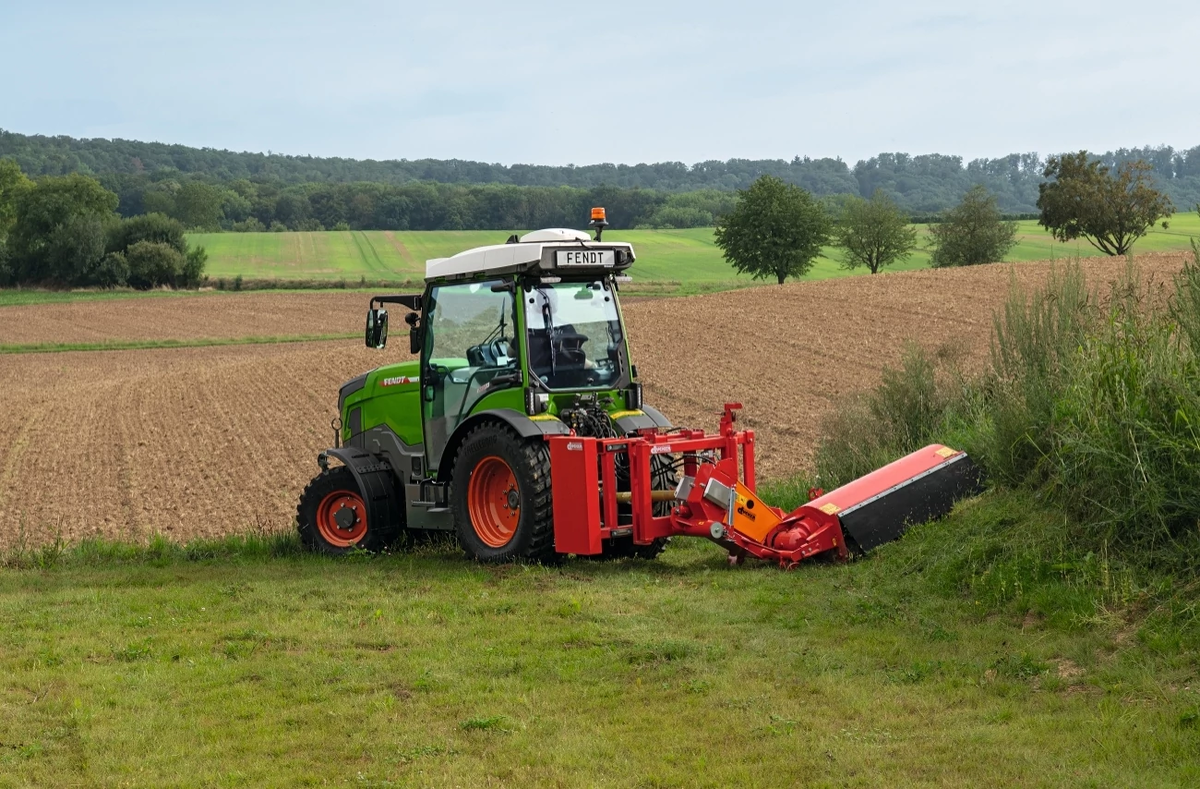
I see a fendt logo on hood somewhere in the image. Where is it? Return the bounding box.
[380,376,416,387]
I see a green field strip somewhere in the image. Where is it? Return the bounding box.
[189,218,1200,287]
[0,333,358,354]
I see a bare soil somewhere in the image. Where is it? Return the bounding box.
[0,291,371,344]
[0,254,1188,547]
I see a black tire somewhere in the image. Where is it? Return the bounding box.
[297,466,399,555]
[450,422,556,563]
[593,453,677,561]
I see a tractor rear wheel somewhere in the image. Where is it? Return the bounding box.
[297,466,397,555]
[450,423,556,563]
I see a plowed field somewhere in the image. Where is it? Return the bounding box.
[0,254,1188,547]
[0,291,367,344]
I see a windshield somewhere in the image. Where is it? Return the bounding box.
[525,281,624,390]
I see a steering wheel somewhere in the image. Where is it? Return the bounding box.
[490,339,510,362]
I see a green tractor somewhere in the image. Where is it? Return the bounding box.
[297,209,674,561]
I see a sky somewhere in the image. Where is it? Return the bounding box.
[2,0,1199,167]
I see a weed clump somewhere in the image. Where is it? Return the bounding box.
[816,256,1200,570]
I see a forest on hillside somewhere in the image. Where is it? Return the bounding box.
[3,129,1200,229]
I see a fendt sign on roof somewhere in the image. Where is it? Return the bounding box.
[424,227,634,281]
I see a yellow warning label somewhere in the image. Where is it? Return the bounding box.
[529,414,561,422]
[935,446,958,458]
[819,502,842,515]
[608,410,645,419]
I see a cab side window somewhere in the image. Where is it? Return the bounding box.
[422,281,518,468]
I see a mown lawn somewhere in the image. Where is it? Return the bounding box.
[2,496,1196,788]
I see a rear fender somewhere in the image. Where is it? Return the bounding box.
[436,408,570,481]
[611,404,672,435]
[320,447,404,533]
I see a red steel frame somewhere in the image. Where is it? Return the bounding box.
[546,403,974,568]
[548,404,762,555]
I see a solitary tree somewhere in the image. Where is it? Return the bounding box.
[714,175,830,285]
[929,185,1017,267]
[1037,152,1174,256]
[833,190,917,274]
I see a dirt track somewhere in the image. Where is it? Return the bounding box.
[0,254,1188,547]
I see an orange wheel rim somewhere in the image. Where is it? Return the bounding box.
[467,456,520,548]
[315,489,368,548]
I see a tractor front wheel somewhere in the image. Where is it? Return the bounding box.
[297,466,396,555]
[450,423,556,563]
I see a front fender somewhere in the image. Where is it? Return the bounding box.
[319,447,404,532]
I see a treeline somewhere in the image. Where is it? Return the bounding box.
[5,128,1200,220]
[0,163,206,289]
[94,177,741,233]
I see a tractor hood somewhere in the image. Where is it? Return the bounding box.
[425,231,634,282]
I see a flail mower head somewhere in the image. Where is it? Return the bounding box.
[547,404,984,568]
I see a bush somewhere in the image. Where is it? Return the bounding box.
[181,247,207,288]
[107,213,186,257]
[94,251,130,288]
[233,217,266,232]
[125,240,186,289]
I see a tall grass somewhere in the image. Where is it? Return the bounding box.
[816,254,1200,568]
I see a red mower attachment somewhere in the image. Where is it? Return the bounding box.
[546,404,983,568]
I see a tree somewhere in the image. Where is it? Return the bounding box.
[8,173,119,284]
[0,159,31,286]
[42,214,109,284]
[832,190,917,274]
[929,185,1017,267]
[0,158,32,238]
[1037,152,1174,256]
[172,181,225,230]
[714,175,831,285]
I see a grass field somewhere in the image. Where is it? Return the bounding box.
[2,247,1197,786]
[187,213,1200,286]
[2,491,1196,788]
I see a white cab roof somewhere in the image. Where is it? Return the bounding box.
[425,229,634,281]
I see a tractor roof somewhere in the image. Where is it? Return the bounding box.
[425,228,635,282]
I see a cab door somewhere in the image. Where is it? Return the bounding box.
[421,280,519,471]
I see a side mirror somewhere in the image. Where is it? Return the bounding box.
[405,312,421,355]
[365,308,388,349]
